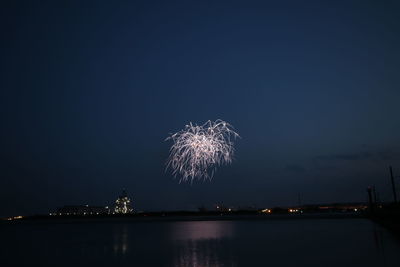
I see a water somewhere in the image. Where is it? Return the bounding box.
[1,218,400,267]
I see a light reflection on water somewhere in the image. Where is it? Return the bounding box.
[2,219,400,267]
[171,221,234,240]
[171,221,236,267]
[113,224,129,255]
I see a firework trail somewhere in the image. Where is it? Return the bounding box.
[166,120,239,183]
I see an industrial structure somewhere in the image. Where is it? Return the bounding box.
[114,189,133,214]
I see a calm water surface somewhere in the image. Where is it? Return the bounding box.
[1,219,400,267]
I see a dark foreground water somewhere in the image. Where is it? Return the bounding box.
[1,218,400,267]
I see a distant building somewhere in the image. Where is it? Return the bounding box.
[56,205,110,216]
[114,189,133,214]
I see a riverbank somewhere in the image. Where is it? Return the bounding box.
[1,211,364,225]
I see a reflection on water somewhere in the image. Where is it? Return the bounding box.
[171,221,236,267]
[2,219,400,267]
[372,222,388,266]
[113,224,129,255]
[171,221,234,240]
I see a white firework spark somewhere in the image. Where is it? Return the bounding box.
[166,119,239,183]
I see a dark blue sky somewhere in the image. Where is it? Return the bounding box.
[1,0,400,217]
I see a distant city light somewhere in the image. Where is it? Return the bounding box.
[114,190,133,214]
[6,216,23,221]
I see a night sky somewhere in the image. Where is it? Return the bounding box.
[1,0,400,217]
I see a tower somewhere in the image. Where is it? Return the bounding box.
[114,189,133,214]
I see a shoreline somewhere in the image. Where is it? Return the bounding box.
[1,212,365,224]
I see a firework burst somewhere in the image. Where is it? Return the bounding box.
[166,120,239,183]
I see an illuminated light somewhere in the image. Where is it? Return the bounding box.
[354,208,358,212]
[288,209,299,213]
[115,192,133,214]
[7,216,24,221]
[261,209,272,213]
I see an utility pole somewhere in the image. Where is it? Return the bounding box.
[389,166,397,203]
[367,187,374,213]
